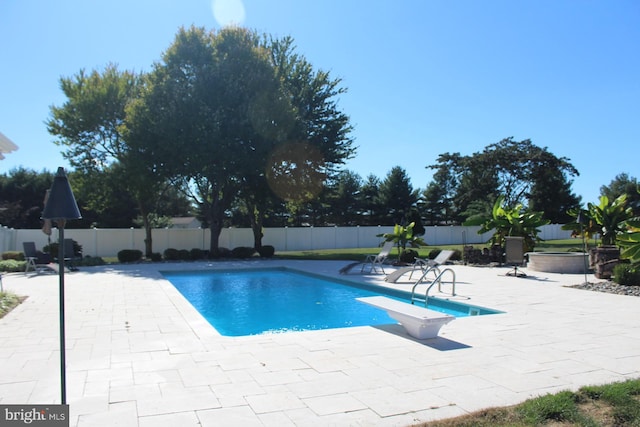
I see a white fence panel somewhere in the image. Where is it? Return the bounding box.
[538,224,573,241]
[0,223,575,258]
[224,228,254,249]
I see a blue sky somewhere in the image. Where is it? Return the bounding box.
[1,0,638,206]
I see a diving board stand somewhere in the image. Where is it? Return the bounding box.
[357,296,454,339]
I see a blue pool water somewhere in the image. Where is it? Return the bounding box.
[162,268,500,336]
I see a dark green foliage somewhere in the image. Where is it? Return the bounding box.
[377,166,419,225]
[400,249,418,263]
[118,249,143,263]
[0,168,55,229]
[44,240,82,258]
[190,248,206,260]
[231,247,256,259]
[600,173,640,218]
[427,248,462,262]
[257,245,275,258]
[209,247,231,259]
[427,138,581,224]
[428,249,442,259]
[613,263,640,286]
[177,249,191,261]
[324,171,364,226]
[450,250,462,261]
[78,256,105,266]
[163,248,179,261]
[150,252,162,262]
[2,251,24,261]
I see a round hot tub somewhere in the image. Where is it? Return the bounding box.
[526,252,590,274]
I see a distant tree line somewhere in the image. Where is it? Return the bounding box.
[3,163,638,236]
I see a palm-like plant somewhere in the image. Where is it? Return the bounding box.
[464,195,549,253]
[589,194,633,246]
[377,222,426,260]
[618,218,640,264]
[565,195,633,246]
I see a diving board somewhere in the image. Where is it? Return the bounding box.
[357,296,454,339]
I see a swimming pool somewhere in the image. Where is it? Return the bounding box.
[162,267,500,336]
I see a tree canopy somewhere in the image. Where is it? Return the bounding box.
[426,137,581,224]
[125,26,355,252]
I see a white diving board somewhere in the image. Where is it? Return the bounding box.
[357,296,454,339]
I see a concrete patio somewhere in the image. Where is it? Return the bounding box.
[1,260,639,426]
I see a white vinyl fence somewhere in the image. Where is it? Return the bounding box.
[0,224,573,258]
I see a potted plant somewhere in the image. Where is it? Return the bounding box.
[463,195,549,257]
[564,194,633,279]
[377,222,426,264]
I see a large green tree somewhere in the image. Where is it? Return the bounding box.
[258,35,355,235]
[46,64,180,255]
[427,138,580,223]
[127,27,293,253]
[359,174,384,225]
[0,168,54,229]
[48,64,139,169]
[128,27,354,251]
[377,166,419,225]
[600,173,640,217]
[422,155,459,225]
[325,170,363,225]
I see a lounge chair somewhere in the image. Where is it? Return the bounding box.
[23,242,53,275]
[504,236,526,277]
[385,249,455,283]
[358,240,395,274]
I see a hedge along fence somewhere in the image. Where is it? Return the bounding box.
[0,224,572,259]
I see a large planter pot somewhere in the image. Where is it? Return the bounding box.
[589,246,620,280]
[527,252,590,274]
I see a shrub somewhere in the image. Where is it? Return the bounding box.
[428,249,442,260]
[257,245,275,258]
[2,251,24,261]
[190,248,206,260]
[0,259,25,273]
[427,248,461,262]
[209,247,231,259]
[150,252,162,262]
[44,240,82,258]
[78,256,105,266]
[400,249,418,263]
[231,246,256,258]
[118,249,143,263]
[163,248,179,261]
[178,249,191,260]
[613,263,640,286]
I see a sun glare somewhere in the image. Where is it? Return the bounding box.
[211,0,246,27]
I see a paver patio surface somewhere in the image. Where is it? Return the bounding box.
[1,260,639,426]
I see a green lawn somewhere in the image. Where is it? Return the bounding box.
[273,238,597,261]
[419,379,640,427]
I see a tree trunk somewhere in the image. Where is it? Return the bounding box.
[207,192,228,255]
[137,200,153,258]
[247,200,264,250]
